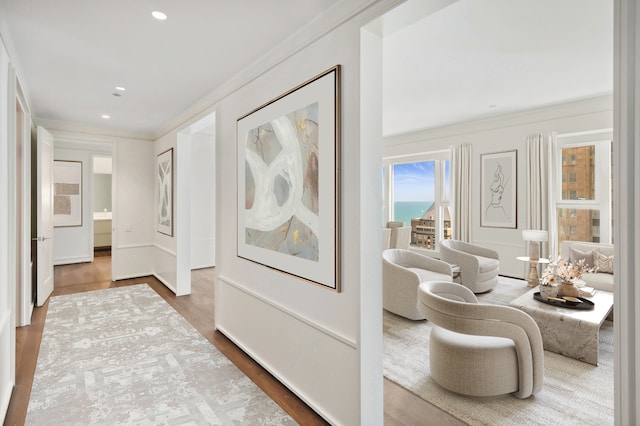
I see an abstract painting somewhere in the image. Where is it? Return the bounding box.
[237,66,340,291]
[53,160,82,227]
[480,150,517,228]
[157,148,173,236]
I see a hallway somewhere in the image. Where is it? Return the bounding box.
[4,255,325,425]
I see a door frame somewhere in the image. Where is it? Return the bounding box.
[15,79,32,326]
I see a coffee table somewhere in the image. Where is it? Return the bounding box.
[509,287,613,365]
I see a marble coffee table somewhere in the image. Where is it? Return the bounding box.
[509,287,613,365]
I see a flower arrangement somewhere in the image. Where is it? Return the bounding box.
[540,256,593,286]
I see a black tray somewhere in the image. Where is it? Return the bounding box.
[533,292,594,310]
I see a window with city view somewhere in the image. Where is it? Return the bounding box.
[384,152,451,250]
[556,133,612,248]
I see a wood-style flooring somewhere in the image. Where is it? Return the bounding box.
[5,253,463,426]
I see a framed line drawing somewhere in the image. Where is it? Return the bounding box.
[53,160,83,227]
[157,148,173,236]
[237,65,341,291]
[480,150,517,228]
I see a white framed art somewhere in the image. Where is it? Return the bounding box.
[237,65,341,291]
[53,160,83,227]
[480,150,517,228]
[157,148,173,236]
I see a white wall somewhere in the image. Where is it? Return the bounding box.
[384,95,613,278]
[153,133,179,292]
[112,138,155,280]
[190,131,215,269]
[0,36,15,423]
[52,148,94,265]
[153,1,394,423]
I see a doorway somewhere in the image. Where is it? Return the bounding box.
[175,112,216,296]
[92,156,112,257]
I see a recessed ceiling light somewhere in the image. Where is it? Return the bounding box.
[152,11,167,21]
[489,104,497,109]
[101,114,111,119]
[115,86,126,91]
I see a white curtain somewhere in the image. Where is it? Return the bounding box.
[451,144,472,242]
[526,133,558,259]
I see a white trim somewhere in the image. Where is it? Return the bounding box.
[15,70,31,327]
[216,324,338,426]
[112,271,154,281]
[218,276,357,349]
[152,273,176,293]
[153,244,176,257]
[614,0,640,424]
[53,256,92,266]
[116,243,156,251]
[385,95,614,146]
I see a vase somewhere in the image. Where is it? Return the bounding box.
[539,284,559,300]
[557,281,580,298]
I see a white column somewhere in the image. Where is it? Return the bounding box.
[614,0,640,424]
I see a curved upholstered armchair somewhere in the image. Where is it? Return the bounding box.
[418,281,544,399]
[382,249,453,320]
[439,239,499,293]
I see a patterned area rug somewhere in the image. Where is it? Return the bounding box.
[383,277,614,426]
[27,284,295,425]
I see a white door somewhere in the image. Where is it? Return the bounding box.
[36,126,54,306]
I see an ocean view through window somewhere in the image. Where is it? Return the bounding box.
[393,201,434,227]
[384,151,451,250]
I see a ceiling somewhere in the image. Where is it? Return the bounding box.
[0,0,341,139]
[0,0,613,140]
[382,0,613,136]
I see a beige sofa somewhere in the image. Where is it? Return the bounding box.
[560,241,614,292]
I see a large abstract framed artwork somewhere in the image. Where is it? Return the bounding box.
[237,65,341,291]
[157,148,173,236]
[480,150,517,228]
[53,160,83,227]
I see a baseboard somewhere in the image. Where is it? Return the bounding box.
[216,325,336,426]
[153,273,177,294]
[53,256,92,266]
[112,272,154,281]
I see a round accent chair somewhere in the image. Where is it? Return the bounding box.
[417,281,544,399]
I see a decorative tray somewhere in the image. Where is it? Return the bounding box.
[533,292,594,310]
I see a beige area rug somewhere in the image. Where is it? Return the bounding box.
[27,284,295,425]
[383,277,614,426]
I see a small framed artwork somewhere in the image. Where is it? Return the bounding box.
[157,148,173,236]
[480,150,517,228]
[237,65,341,291]
[53,160,83,227]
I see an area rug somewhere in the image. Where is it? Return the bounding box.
[26,284,296,425]
[383,278,614,426]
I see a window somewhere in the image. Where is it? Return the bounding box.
[383,150,451,251]
[555,130,612,249]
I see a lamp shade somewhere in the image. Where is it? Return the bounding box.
[522,230,548,242]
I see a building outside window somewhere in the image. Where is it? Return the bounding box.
[383,150,451,251]
[555,130,612,249]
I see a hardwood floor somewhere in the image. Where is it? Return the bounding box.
[4,256,327,425]
[5,255,462,425]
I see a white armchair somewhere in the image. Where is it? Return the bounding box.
[439,239,499,293]
[386,221,411,249]
[382,249,453,320]
[418,281,544,399]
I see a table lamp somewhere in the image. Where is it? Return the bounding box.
[522,230,548,261]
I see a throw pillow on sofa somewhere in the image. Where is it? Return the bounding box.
[570,247,595,268]
[593,250,614,274]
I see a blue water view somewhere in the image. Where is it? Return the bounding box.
[393,201,434,226]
